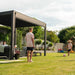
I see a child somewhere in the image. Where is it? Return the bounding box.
[67,40,72,56]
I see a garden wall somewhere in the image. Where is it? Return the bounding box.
[54,43,66,52]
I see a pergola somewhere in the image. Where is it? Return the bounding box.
[0,10,46,59]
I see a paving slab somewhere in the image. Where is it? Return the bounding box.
[0,60,24,64]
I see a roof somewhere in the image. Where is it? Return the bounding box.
[0,10,46,27]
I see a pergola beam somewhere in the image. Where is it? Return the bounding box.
[16,11,46,27]
[0,11,12,15]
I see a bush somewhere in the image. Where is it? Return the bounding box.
[35,39,42,45]
[17,30,22,49]
[0,26,11,45]
[48,42,53,47]
[42,41,49,45]
[0,26,22,49]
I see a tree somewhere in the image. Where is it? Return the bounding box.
[17,30,22,49]
[47,31,60,43]
[58,26,75,43]
[0,26,11,44]
[33,26,44,39]
[35,39,42,45]
[0,26,22,49]
[17,27,29,36]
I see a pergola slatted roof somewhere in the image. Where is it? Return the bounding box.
[0,10,46,59]
[0,10,46,27]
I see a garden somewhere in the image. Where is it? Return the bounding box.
[0,53,75,75]
[0,25,75,75]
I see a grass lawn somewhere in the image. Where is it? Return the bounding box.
[0,53,75,75]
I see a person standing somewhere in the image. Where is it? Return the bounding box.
[67,40,72,56]
[26,28,34,62]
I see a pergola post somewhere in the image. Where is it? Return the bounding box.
[14,28,17,45]
[44,25,46,56]
[10,11,16,59]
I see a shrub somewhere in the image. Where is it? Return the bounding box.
[35,39,42,45]
[48,42,53,47]
[17,30,22,49]
[42,41,49,45]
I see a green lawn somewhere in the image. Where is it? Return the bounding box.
[0,53,75,75]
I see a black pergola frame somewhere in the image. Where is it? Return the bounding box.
[0,10,46,59]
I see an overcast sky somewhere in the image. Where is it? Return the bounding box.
[0,0,75,31]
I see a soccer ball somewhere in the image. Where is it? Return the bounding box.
[63,54,66,57]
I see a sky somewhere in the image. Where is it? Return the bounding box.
[0,0,75,31]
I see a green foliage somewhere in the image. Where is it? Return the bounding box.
[17,27,29,36]
[33,26,44,39]
[43,41,49,45]
[0,26,11,44]
[17,26,44,43]
[35,39,42,45]
[48,42,53,47]
[17,30,22,49]
[58,26,75,43]
[0,26,22,49]
[47,31,60,43]
[17,26,44,40]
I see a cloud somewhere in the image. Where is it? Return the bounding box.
[0,0,75,31]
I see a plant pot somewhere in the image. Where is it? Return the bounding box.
[15,54,20,59]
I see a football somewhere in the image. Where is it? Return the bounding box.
[63,54,66,57]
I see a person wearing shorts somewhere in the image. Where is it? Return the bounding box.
[67,40,72,56]
[25,28,34,62]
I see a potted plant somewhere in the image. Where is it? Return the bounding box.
[35,39,42,45]
[48,42,53,47]
[15,50,20,59]
[35,39,42,50]
[42,41,49,50]
[48,42,53,50]
[42,41,49,45]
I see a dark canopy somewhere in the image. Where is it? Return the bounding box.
[0,10,46,27]
[0,10,46,59]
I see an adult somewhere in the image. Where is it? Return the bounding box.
[67,40,72,56]
[3,41,8,46]
[25,28,34,62]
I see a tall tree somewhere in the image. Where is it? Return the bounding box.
[33,26,44,39]
[47,31,60,43]
[58,26,75,43]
